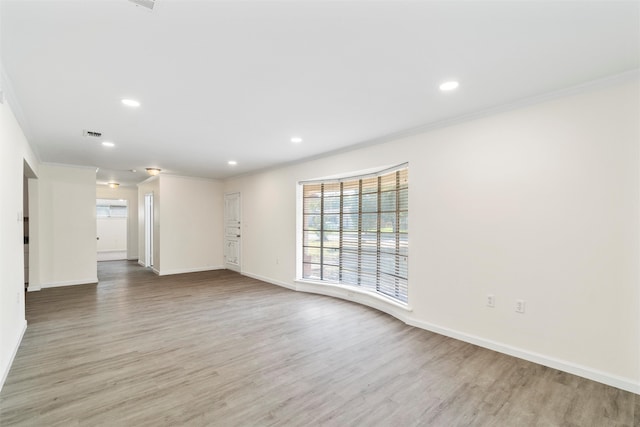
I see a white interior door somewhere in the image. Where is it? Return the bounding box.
[224,192,241,272]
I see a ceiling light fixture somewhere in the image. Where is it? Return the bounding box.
[108,182,120,189]
[291,137,303,143]
[228,160,237,166]
[102,141,115,147]
[439,81,459,91]
[121,98,141,107]
[146,168,161,176]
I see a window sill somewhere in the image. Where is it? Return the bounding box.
[294,279,413,318]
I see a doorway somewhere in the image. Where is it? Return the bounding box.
[96,198,128,261]
[23,161,37,290]
[22,177,29,289]
[224,192,241,272]
[144,192,154,268]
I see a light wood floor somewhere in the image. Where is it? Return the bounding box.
[1,261,637,426]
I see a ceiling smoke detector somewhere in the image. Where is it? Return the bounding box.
[128,0,156,11]
[83,129,102,138]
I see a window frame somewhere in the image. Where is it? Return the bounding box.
[96,199,128,219]
[297,164,408,305]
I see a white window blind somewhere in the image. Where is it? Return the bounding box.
[301,165,408,304]
[96,199,128,218]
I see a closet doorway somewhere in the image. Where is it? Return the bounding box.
[96,199,128,261]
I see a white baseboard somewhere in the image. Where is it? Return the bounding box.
[97,250,127,262]
[158,266,224,276]
[0,320,27,393]
[138,260,145,267]
[242,271,297,291]
[404,317,640,395]
[41,277,98,289]
[243,272,640,395]
[152,267,160,275]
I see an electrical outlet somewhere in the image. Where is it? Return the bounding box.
[516,299,526,313]
[486,294,495,307]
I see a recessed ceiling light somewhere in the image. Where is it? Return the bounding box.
[228,160,237,166]
[439,81,459,91]
[108,182,120,189]
[102,141,115,147]
[121,98,141,107]
[291,137,303,143]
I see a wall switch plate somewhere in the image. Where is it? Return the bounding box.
[516,299,526,313]
[486,294,495,307]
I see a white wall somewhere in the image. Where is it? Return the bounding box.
[0,75,40,390]
[224,76,640,393]
[97,186,138,260]
[29,164,97,290]
[138,175,224,275]
[137,175,224,275]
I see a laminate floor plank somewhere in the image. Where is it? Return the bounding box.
[0,261,637,426]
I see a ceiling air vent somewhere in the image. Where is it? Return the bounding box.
[83,130,102,138]
[129,0,156,11]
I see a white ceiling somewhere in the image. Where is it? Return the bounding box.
[1,1,638,186]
